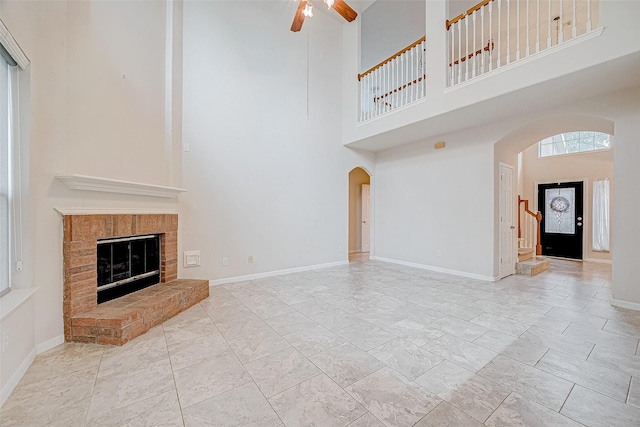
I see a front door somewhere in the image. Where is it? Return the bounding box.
[538,181,584,259]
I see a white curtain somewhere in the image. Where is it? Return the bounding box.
[593,179,610,252]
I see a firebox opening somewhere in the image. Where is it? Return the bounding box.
[97,234,161,304]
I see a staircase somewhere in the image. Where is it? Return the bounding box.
[516,196,549,276]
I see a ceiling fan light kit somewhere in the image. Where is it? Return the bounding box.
[290,0,357,32]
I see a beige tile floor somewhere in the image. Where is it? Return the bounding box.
[3,257,640,426]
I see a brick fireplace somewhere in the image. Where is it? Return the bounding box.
[62,213,208,345]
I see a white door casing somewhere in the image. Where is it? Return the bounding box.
[362,184,371,252]
[499,163,516,278]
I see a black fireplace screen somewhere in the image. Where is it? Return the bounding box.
[97,234,160,304]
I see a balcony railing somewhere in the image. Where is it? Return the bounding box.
[358,36,426,122]
[447,0,599,86]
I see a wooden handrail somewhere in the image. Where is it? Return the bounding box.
[358,36,425,81]
[373,74,426,104]
[446,0,495,30]
[518,196,543,255]
[449,40,493,67]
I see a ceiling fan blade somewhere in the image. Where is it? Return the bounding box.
[291,1,306,32]
[333,0,357,22]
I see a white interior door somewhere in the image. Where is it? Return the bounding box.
[499,163,515,278]
[361,184,370,252]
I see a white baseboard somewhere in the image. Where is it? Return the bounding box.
[36,334,64,354]
[209,260,349,286]
[372,256,498,282]
[611,299,640,312]
[584,258,612,265]
[1,347,36,406]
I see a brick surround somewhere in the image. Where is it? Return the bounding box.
[62,213,208,345]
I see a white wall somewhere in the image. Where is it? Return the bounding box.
[521,143,613,263]
[179,1,374,281]
[360,0,425,72]
[374,130,495,280]
[612,113,640,307]
[349,167,370,253]
[0,0,183,401]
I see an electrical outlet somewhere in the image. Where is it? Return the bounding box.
[436,250,442,257]
[3,332,9,352]
[248,256,253,263]
[338,245,343,253]
[222,257,229,266]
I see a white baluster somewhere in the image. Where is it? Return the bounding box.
[402,53,406,106]
[472,11,477,78]
[465,14,469,82]
[359,77,362,122]
[376,68,381,116]
[497,0,502,67]
[413,45,417,101]
[362,75,366,121]
[368,74,372,119]
[489,1,494,71]
[516,0,521,61]
[363,75,368,121]
[420,40,427,98]
[450,23,455,85]
[507,0,512,64]
[587,0,592,32]
[384,62,388,112]
[481,6,485,75]
[394,57,398,108]
[572,0,577,38]
[536,0,540,52]
[559,0,563,43]
[526,0,530,56]
[547,0,552,48]
[457,20,462,83]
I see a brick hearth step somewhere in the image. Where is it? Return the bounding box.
[69,279,209,345]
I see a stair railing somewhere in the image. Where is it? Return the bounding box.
[518,195,542,255]
[358,36,426,122]
[447,0,599,86]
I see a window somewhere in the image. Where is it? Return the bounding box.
[0,20,27,298]
[0,53,10,297]
[538,131,611,158]
[593,179,610,252]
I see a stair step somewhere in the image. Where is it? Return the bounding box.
[516,257,550,276]
[518,247,535,262]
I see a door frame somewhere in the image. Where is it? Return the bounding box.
[534,177,588,260]
[498,162,516,279]
[348,167,374,259]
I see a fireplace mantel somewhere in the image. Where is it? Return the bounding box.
[56,174,187,198]
[54,208,178,216]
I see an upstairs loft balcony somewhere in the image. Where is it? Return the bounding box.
[358,0,600,123]
[346,0,639,151]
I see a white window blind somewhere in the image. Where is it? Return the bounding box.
[0,54,9,296]
[592,179,610,252]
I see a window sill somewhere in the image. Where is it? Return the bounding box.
[0,287,38,321]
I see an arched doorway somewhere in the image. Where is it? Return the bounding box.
[348,167,371,261]
[495,115,614,276]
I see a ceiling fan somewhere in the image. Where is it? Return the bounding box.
[291,0,358,32]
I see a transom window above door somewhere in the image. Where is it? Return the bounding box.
[538,131,611,158]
